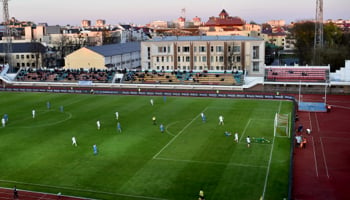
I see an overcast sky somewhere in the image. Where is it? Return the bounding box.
[9,0,349,26]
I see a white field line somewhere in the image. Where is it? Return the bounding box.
[311,136,319,177]
[0,180,167,200]
[154,157,267,168]
[239,118,252,143]
[164,121,178,137]
[278,100,282,113]
[261,133,275,199]
[331,105,350,110]
[319,137,330,178]
[314,112,320,132]
[308,112,313,131]
[4,111,73,129]
[152,107,208,159]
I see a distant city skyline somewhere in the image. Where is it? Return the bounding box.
[9,0,349,26]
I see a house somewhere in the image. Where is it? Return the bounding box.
[0,42,46,70]
[141,35,265,76]
[64,42,141,70]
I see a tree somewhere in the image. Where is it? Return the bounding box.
[291,21,315,65]
[323,23,342,48]
[292,21,350,69]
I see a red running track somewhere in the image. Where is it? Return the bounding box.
[292,94,350,200]
[0,188,88,200]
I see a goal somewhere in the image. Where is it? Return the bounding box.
[274,113,290,137]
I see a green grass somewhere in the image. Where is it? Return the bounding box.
[0,92,293,200]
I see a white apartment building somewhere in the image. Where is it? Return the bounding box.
[141,36,265,76]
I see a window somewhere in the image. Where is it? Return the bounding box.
[216,46,223,52]
[219,56,224,62]
[31,55,35,59]
[177,56,181,62]
[233,46,240,53]
[202,56,207,62]
[253,62,259,72]
[253,46,259,59]
[228,56,234,62]
[156,57,159,62]
[16,55,19,59]
[194,56,197,62]
[158,46,167,53]
[26,55,30,59]
[147,47,151,59]
[185,56,190,62]
[194,46,197,52]
[182,46,190,52]
[161,56,164,62]
[210,46,214,52]
[199,46,206,52]
[178,46,181,52]
[237,56,241,62]
[21,55,24,59]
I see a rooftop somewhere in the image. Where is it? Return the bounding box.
[149,35,263,42]
[87,42,141,57]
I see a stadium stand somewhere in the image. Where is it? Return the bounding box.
[15,68,116,83]
[123,70,237,85]
[265,66,330,83]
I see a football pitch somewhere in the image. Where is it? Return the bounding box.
[0,92,293,200]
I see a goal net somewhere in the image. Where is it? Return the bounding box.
[274,113,290,137]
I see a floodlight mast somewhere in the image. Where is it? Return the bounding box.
[2,0,12,71]
[313,0,324,65]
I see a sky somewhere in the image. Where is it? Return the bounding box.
[9,0,350,26]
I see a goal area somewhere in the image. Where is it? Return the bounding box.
[274,113,290,137]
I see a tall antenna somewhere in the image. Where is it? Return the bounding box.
[313,0,323,64]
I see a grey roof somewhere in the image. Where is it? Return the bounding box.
[0,42,46,53]
[149,35,263,42]
[86,42,141,57]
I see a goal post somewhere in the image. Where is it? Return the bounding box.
[274,113,290,137]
